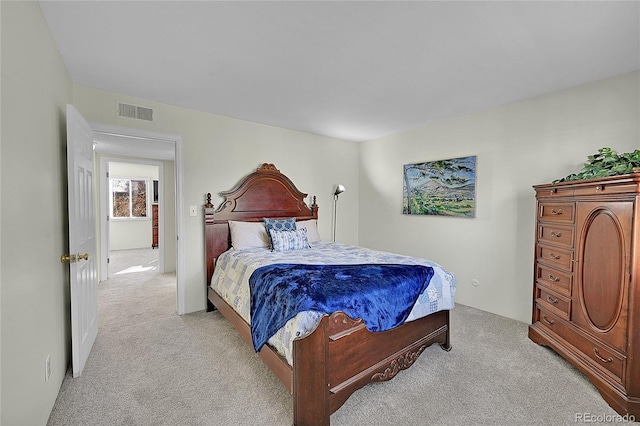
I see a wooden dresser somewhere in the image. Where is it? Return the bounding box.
[151,204,159,249]
[529,172,639,418]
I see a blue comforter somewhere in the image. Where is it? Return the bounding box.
[248,263,434,351]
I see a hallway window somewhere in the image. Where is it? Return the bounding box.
[110,178,148,218]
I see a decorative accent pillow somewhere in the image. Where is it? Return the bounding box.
[268,228,310,252]
[264,217,297,249]
[296,219,321,243]
[229,221,269,250]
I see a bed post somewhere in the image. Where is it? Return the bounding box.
[310,195,318,219]
[205,192,228,312]
[293,315,330,426]
[439,310,452,351]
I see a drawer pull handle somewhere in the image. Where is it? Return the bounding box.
[548,274,560,282]
[548,253,561,260]
[595,185,603,192]
[550,189,557,194]
[593,348,613,363]
[546,295,559,304]
[550,231,562,238]
[550,209,563,215]
[542,315,555,325]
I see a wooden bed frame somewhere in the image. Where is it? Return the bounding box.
[204,163,451,425]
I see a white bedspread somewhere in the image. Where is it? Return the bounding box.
[209,241,456,365]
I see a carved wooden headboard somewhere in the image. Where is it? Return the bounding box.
[204,163,318,286]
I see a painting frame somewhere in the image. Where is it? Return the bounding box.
[403,155,477,217]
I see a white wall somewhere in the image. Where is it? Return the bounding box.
[359,71,639,324]
[0,2,73,424]
[108,162,159,250]
[72,85,360,313]
[163,160,176,272]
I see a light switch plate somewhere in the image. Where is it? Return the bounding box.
[189,206,197,217]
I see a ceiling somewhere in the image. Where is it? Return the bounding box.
[39,1,639,142]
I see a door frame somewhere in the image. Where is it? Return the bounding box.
[91,123,186,315]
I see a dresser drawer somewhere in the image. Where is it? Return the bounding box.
[535,285,570,319]
[536,264,572,296]
[536,244,573,272]
[535,306,625,384]
[537,223,574,248]
[573,183,639,197]
[535,186,574,199]
[538,202,575,223]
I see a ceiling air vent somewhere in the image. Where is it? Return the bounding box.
[117,102,154,122]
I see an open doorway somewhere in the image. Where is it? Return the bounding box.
[103,160,164,274]
[106,160,162,281]
[91,123,185,315]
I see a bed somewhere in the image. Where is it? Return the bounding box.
[204,163,455,425]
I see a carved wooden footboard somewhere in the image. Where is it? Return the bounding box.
[293,310,450,425]
[204,163,452,425]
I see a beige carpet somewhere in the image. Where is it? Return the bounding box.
[47,249,621,425]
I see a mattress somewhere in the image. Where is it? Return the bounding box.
[209,241,457,365]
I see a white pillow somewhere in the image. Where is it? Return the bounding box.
[296,219,321,242]
[229,221,269,250]
[269,228,310,252]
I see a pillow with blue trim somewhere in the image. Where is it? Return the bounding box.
[268,228,310,252]
[264,217,296,249]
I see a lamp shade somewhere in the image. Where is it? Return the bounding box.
[334,184,346,196]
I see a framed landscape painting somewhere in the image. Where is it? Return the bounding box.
[403,155,477,217]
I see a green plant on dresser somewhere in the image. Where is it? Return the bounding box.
[554,147,640,183]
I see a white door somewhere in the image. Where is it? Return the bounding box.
[66,104,98,377]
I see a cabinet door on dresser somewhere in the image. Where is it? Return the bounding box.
[572,201,633,354]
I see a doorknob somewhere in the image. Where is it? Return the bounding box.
[61,254,77,263]
[77,253,89,261]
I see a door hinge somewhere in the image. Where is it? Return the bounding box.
[107,258,110,264]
